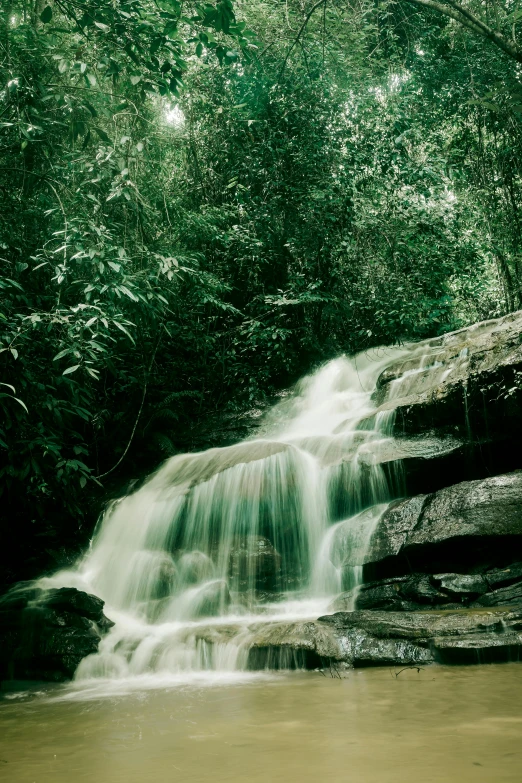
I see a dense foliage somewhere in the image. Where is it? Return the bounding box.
[1,0,522,583]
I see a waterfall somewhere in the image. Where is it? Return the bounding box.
[40,347,421,682]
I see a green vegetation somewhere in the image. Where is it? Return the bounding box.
[1,0,522,582]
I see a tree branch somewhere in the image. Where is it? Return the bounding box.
[279,0,328,79]
[403,0,522,62]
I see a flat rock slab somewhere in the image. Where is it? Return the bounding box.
[372,309,522,419]
[432,633,522,664]
[333,569,506,612]
[244,607,522,669]
[319,608,522,638]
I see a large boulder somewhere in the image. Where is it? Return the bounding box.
[361,472,522,578]
[0,585,113,682]
[227,536,282,592]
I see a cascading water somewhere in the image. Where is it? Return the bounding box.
[41,347,423,683]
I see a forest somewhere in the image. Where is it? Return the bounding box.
[1,0,522,588]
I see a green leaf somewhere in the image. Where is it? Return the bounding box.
[53,349,71,361]
[119,285,139,301]
[63,365,80,375]
[93,126,112,144]
[113,321,135,342]
[40,5,53,23]
[13,397,29,413]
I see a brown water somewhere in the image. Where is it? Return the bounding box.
[1,665,522,783]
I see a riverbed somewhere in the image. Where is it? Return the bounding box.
[1,663,522,782]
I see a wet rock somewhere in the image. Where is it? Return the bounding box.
[184,606,522,670]
[43,587,114,630]
[318,607,522,640]
[432,573,488,598]
[409,473,522,544]
[432,633,522,664]
[155,440,290,490]
[330,506,388,570]
[485,562,522,590]
[337,569,522,612]
[371,310,522,438]
[364,496,427,565]
[177,551,215,585]
[247,620,340,670]
[331,578,418,613]
[246,608,520,669]
[334,573,473,613]
[473,581,522,607]
[248,618,434,670]
[341,630,434,667]
[290,431,463,471]
[363,473,522,578]
[400,575,449,605]
[228,536,282,591]
[0,585,114,682]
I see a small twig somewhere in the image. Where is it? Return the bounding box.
[329,660,342,679]
[395,665,424,677]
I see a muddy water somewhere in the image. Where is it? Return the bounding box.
[1,665,522,783]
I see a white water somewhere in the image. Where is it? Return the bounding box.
[39,347,429,686]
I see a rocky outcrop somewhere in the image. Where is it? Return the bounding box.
[243,607,522,669]
[0,585,113,682]
[348,472,522,580]
[331,565,522,612]
[372,310,522,436]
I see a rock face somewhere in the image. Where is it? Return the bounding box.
[332,568,514,613]
[360,472,522,579]
[4,314,522,680]
[0,586,114,682]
